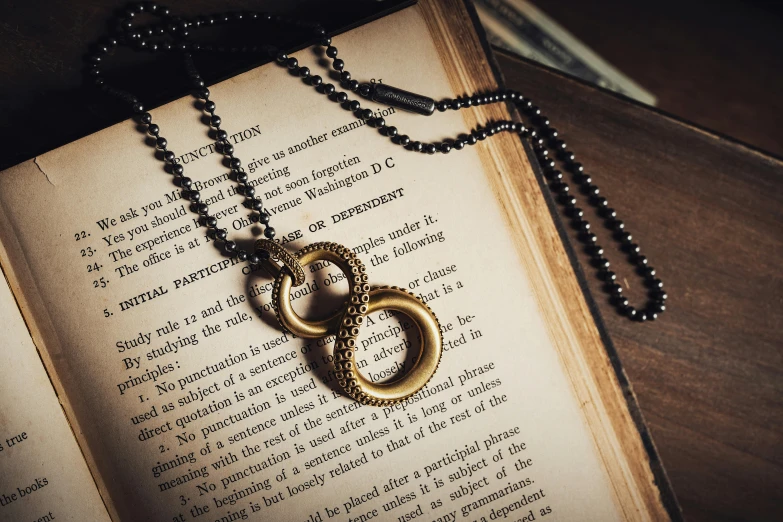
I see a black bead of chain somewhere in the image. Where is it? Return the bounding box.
[182,52,276,264]
[86,4,665,322]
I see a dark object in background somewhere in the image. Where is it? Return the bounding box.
[536,0,783,157]
[0,0,411,171]
[2,0,783,167]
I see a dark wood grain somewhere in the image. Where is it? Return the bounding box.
[496,50,783,522]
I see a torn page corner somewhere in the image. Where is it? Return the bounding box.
[33,157,56,186]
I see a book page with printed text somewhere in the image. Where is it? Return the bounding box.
[0,2,669,521]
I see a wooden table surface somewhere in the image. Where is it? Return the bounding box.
[1,2,781,521]
[538,0,783,158]
[497,50,783,522]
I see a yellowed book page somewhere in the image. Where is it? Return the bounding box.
[0,5,647,522]
[0,272,112,522]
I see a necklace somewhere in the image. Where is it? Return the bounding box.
[86,3,667,405]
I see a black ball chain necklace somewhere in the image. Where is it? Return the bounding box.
[85,3,665,403]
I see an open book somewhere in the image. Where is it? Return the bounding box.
[0,1,678,521]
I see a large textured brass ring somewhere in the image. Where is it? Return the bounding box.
[255,238,306,287]
[272,242,442,406]
[337,285,442,406]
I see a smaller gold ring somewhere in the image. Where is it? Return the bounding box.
[272,242,368,338]
[255,238,306,287]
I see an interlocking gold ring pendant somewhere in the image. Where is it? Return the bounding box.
[269,242,442,406]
